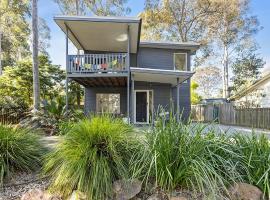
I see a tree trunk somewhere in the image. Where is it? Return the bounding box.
[0,26,2,76]
[222,44,229,98]
[76,86,81,106]
[32,0,40,110]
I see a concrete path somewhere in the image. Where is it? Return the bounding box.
[196,123,270,138]
[40,135,62,149]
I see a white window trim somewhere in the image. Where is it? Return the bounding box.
[134,90,154,124]
[173,53,188,71]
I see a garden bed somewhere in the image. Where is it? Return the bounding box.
[0,171,49,200]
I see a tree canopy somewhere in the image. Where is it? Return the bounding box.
[53,0,131,16]
[0,55,65,108]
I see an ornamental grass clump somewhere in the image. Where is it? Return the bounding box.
[0,124,45,185]
[43,115,135,200]
[136,115,244,199]
[233,133,270,197]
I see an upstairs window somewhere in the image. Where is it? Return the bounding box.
[96,94,120,114]
[174,53,187,71]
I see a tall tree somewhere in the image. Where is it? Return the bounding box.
[53,0,130,16]
[32,0,40,110]
[193,66,222,98]
[141,0,213,42]
[207,0,261,98]
[0,55,65,107]
[140,0,217,68]
[231,44,265,92]
[0,0,30,74]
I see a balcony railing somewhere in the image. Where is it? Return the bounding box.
[68,53,128,74]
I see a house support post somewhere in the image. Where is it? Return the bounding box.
[176,77,180,122]
[65,24,69,112]
[126,25,130,123]
[131,74,134,124]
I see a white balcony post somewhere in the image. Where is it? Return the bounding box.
[65,24,69,112]
[131,74,135,124]
[127,25,130,123]
[177,77,180,122]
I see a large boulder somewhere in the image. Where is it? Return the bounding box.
[146,193,167,200]
[113,179,142,200]
[169,197,187,200]
[228,182,263,200]
[21,189,61,200]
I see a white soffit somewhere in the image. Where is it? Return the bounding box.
[54,16,142,53]
[131,67,194,86]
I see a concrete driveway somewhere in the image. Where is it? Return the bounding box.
[195,123,270,138]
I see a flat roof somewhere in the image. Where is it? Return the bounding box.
[140,41,200,52]
[54,15,142,53]
[54,15,200,54]
[54,15,141,23]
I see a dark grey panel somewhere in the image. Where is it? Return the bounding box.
[137,47,191,71]
[172,79,191,121]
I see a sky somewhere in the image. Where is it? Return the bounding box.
[39,0,270,71]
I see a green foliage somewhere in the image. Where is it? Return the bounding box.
[233,133,270,197]
[54,0,131,16]
[57,109,85,135]
[0,55,65,107]
[191,81,202,104]
[0,0,30,67]
[43,115,136,199]
[0,124,45,185]
[232,47,265,92]
[133,117,243,199]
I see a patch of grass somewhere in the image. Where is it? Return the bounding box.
[0,124,45,185]
[43,115,137,200]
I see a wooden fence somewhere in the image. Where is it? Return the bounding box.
[0,108,24,125]
[191,103,270,130]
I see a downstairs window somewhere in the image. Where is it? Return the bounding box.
[96,93,120,114]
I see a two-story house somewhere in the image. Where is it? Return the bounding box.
[54,16,199,124]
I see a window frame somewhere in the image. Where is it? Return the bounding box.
[173,53,188,71]
[96,93,121,114]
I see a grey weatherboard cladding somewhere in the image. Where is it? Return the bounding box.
[84,46,192,121]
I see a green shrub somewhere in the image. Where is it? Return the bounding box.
[56,109,85,135]
[0,124,45,185]
[43,115,136,200]
[134,116,244,199]
[233,133,270,197]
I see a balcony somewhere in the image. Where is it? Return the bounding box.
[67,53,128,75]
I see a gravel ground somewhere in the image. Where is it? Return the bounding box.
[0,172,49,200]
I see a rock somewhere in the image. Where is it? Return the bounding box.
[68,190,86,200]
[113,179,142,200]
[228,182,263,200]
[169,197,187,200]
[21,189,61,200]
[146,193,164,200]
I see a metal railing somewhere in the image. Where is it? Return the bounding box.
[68,53,128,74]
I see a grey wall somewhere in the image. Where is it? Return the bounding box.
[137,47,191,70]
[83,47,192,121]
[172,80,191,121]
[84,80,191,121]
[84,82,172,117]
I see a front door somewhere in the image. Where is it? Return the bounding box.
[135,91,147,123]
[134,90,153,124]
